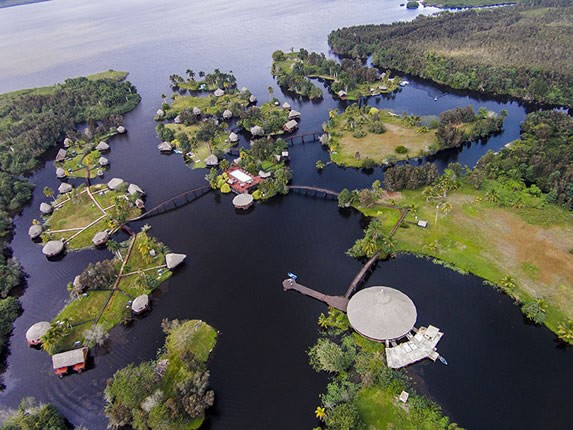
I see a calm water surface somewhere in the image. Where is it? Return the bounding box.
[0,1,571,429]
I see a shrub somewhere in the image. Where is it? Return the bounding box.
[361,158,376,170]
[395,145,408,154]
[220,183,231,194]
[406,1,419,8]
[368,121,386,134]
[352,129,367,139]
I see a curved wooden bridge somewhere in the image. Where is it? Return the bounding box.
[128,185,213,222]
[288,185,339,200]
[285,131,323,146]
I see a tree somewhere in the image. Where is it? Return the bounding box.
[308,338,355,373]
[83,324,109,349]
[43,186,55,201]
[106,239,122,260]
[267,86,274,100]
[556,320,573,344]
[185,69,195,81]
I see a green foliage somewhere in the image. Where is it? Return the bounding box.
[328,6,573,106]
[394,145,408,154]
[384,163,439,191]
[0,296,20,355]
[78,259,118,292]
[0,398,71,430]
[347,218,395,258]
[521,299,547,324]
[367,121,386,134]
[406,1,419,8]
[308,337,356,374]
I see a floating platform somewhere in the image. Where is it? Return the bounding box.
[386,325,444,369]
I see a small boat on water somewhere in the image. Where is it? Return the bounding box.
[438,355,448,365]
[399,80,409,87]
[287,272,298,280]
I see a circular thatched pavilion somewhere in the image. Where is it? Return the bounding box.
[26,321,51,345]
[232,193,254,210]
[347,286,417,342]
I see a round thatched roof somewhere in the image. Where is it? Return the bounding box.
[250,125,264,136]
[229,132,239,142]
[26,321,51,343]
[165,253,186,269]
[205,154,218,166]
[40,202,53,215]
[232,193,253,208]
[56,167,66,178]
[192,107,201,115]
[28,224,43,239]
[128,183,145,196]
[96,141,109,151]
[288,110,301,120]
[214,88,225,97]
[98,156,109,166]
[249,94,257,103]
[174,115,182,124]
[158,141,173,153]
[223,110,233,120]
[347,286,417,342]
[58,183,72,194]
[92,231,109,246]
[117,126,126,134]
[282,102,291,110]
[258,170,271,179]
[42,240,65,257]
[132,294,149,313]
[156,109,165,117]
[107,178,124,190]
[63,137,72,148]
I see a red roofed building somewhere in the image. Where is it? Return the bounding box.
[225,166,263,194]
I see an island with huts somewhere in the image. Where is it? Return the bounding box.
[32,178,146,255]
[271,49,402,101]
[26,228,188,376]
[321,104,505,168]
[154,69,302,169]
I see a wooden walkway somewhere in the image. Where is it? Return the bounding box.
[285,131,323,146]
[282,279,348,312]
[344,251,381,299]
[289,185,339,200]
[128,185,212,222]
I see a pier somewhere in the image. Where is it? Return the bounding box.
[288,185,339,200]
[282,279,348,312]
[285,131,323,146]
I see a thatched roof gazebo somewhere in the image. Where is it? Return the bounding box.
[132,294,150,315]
[192,107,202,116]
[28,224,43,239]
[42,240,65,257]
[117,126,126,134]
[165,253,186,269]
[258,170,271,179]
[156,109,165,117]
[96,141,110,152]
[158,141,173,153]
[40,202,53,215]
[98,157,109,167]
[128,183,145,196]
[229,132,239,143]
[56,167,66,178]
[223,109,233,120]
[107,178,124,190]
[347,286,417,342]
[232,193,254,210]
[282,102,291,110]
[283,120,298,133]
[55,149,67,162]
[92,231,109,246]
[135,198,145,209]
[288,110,301,120]
[205,154,218,167]
[58,183,72,194]
[250,125,264,137]
[63,138,73,148]
[25,321,51,346]
[214,88,225,97]
[249,94,257,103]
[174,115,182,124]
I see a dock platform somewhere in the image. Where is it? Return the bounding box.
[386,325,444,369]
[282,279,348,311]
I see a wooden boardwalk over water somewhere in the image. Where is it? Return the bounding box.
[285,131,323,146]
[282,279,348,312]
[288,185,339,200]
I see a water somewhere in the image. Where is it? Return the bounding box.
[1,1,571,429]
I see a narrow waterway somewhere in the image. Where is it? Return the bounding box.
[0,1,571,429]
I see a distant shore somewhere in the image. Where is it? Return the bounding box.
[0,0,50,9]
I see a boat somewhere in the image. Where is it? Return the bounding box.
[438,355,448,365]
[399,80,409,87]
[287,272,298,280]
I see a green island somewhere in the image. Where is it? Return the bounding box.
[338,110,573,340]
[156,70,294,169]
[309,308,461,429]
[40,230,176,354]
[427,0,521,8]
[168,68,237,92]
[0,70,140,360]
[272,49,401,101]
[323,104,504,167]
[0,397,72,430]
[39,183,143,250]
[328,3,573,107]
[104,319,217,430]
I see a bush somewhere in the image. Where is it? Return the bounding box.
[352,129,367,139]
[368,121,386,134]
[361,158,376,169]
[394,145,408,154]
[220,183,231,194]
[406,0,419,7]
[521,299,547,324]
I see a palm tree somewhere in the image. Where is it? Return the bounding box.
[315,406,327,421]
[500,275,517,294]
[43,186,55,201]
[556,320,573,344]
[186,69,195,81]
[318,313,329,330]
[106,240,122,260]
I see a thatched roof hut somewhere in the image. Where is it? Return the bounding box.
[156,109,165,117]
[223,109,233,120]
[128,183,145,196]
[174,115,182,124]
[158,141,173,153]
[282,102,291,110]
[165,253,186,269]
[229,132,239,143]
[98,157,109,167]
[214,88,225,97]
[250,125,264,137]
[117,126,126,134]
[40,202,53,215]
[58,183,72,194]
[283,120,298,133]
[28,224,43,239]
[192,107,201,116]
[96,141,110,152]
[205,154,219,167]
[63,138,73,148]
[249,94,257,103]
[135,198,145,209]
[288,110,301,120]
[51,347,88,374]
[107,178,124,190]
[55,149,67,162]
[56,167,66,179]
[131,294,150,314]
[258,170,271,179]
[232,193,254,210]
[92,231,109,246]
[73,275,82,290]
[42,240,65,257]
[25,321,51,345]
[338,90,347,99]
